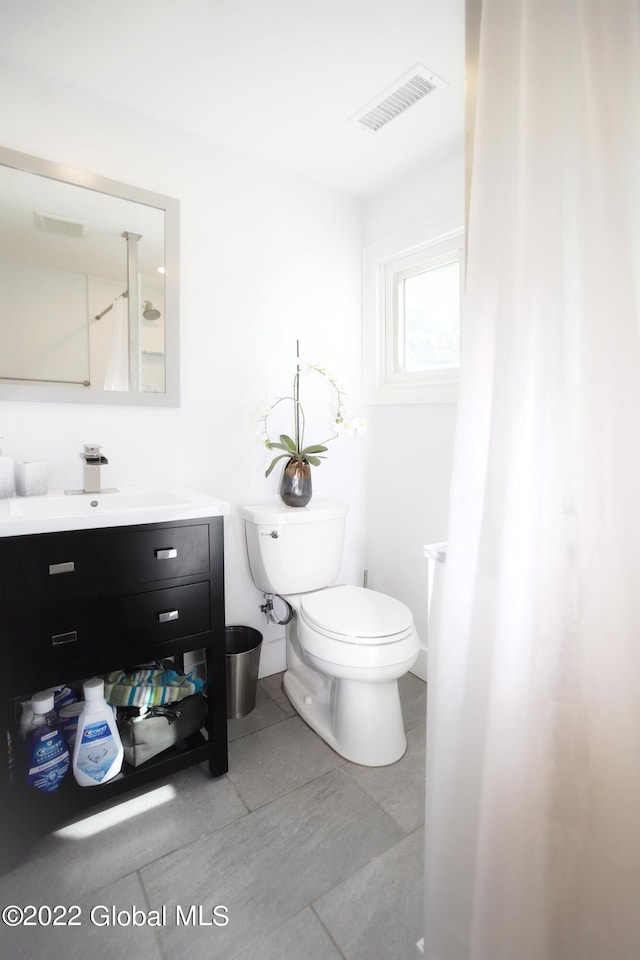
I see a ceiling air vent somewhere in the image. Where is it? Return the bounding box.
[34,212,88,238]
[350,65,444,132]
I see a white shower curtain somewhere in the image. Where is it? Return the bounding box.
[103,295,129,391]
[424,2,640,958]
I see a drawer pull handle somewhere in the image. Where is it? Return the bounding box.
[52,630,78,646]
[49,561,75,575]
[155,548,178,560]
[158,609,179,623]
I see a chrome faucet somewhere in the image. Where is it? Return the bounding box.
[80,443,108,493]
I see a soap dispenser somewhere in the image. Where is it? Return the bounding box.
[0,440,14,499]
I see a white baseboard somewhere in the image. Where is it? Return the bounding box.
[258,635,286,678]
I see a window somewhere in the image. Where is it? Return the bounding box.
[363,227,464,404]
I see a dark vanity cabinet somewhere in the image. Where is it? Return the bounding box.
[0,515,228,871]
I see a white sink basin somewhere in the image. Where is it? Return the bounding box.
[0,485,229,537]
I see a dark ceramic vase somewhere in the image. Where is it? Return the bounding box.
[279,457,312,507]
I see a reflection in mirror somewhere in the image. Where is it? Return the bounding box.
[0,146,179,406]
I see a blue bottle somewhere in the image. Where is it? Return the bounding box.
[25,690,70,793]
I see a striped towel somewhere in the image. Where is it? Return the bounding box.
[103,668,203,708]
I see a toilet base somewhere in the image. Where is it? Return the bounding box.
[283,668,408,766]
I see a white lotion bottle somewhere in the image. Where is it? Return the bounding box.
[72,678,123,786]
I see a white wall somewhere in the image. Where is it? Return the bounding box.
[361,147,464,677]
[0,59,367,675]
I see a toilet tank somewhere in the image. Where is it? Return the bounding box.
[240,499,348,595]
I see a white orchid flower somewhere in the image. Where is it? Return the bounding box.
[259,351,365,477]
[297,359,316,376]
[335,416,368,438]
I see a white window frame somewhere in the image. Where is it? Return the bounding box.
[363,225,465,404]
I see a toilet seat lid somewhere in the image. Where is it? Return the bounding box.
[300,585,414,644]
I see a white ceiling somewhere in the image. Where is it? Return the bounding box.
[0,0,464,199]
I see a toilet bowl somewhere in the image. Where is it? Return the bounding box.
[291,584,419,765]
[240,500,420,766]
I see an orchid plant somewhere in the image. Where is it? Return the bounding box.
[256,347,366,478]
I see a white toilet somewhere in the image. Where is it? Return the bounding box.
[240,499,419,766]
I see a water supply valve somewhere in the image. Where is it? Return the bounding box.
[259,593,293,625]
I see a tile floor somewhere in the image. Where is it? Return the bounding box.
[0,672,426,960]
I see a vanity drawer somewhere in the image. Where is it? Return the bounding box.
[0,522,211,601]
[98,524,211,586]
[4,581,212,676]
[113,581,212,646]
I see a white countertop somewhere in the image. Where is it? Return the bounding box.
[0,485,230,537]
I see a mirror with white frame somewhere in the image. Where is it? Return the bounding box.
[0,146,179,406]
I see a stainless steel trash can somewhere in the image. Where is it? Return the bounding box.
[225,626,263,719]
